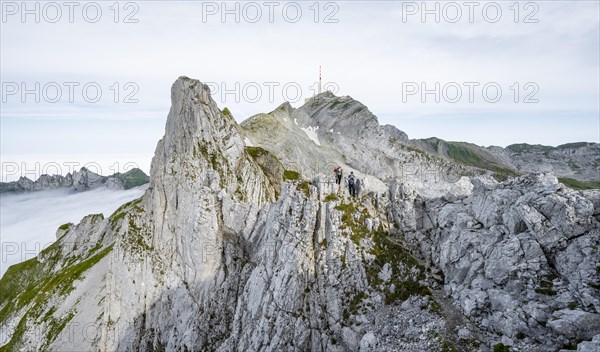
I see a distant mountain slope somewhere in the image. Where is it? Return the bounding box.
[411,137,519,181]
[0,167,149,193]
[411,137,599,188]
[503,142,600,181]
[110,168,150,190]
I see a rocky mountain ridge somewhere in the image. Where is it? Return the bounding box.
[412,138,599,185]
[0,167,149,193]
[242,93,598,190]
[0,77,598,352]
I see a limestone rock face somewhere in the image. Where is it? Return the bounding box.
[1,77,598,352]
[399,172,600,350]
[577,334,600,351]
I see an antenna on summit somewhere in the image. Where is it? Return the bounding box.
[318,65,322,95]
[305,66,323,103]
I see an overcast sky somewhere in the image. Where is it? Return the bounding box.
[1,1,598,180]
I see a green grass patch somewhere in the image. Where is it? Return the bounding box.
[446,142,487,166]
[558,178,600,190]
[340,254,347,269]
[422,137,441,150]
[329,100,343,110]
[298,180,310,197]
[446,142,518,181]
[335,203,357,224]
[506,143,554,154]
[111,168,149,189]
[196,142,228,174]
[245,146,270,159]
[0,245,113,351]
[110,211,128,225]
[38,246,113,300]
[324,193,339,202]
[440,339,458,352]
[0,258,42,323]
[109,198,142,219]
[335,200,430,306]
[557,142,589,149]
[58,223,71,231]
[429,299,442,315]
[368,231,428,305]
[41,310,75,350]
[342,290,368,322]
[535,273,557,296]
[283,170,300,181]
[493,343,510,352]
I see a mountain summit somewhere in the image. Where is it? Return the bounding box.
[1,77,599,352]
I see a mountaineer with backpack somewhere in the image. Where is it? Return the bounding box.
[348,171,357,198]
[334,166,343,185]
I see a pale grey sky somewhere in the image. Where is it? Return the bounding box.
[1,1,599,179]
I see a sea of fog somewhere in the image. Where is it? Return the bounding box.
[0,187,146,277]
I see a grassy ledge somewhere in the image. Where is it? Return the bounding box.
[558,177,600,190]
[283,170,300,181]
[0,244,113,351]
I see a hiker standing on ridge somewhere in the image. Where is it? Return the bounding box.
[348,171,357,198]
[334,166,343,185]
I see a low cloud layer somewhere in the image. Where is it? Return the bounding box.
[0,187,146,277]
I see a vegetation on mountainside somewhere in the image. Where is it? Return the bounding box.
[557,142,590,149]
[245,146,286,198]
[222,107,232,118]
[240,113,282,132]
[111,168,149,189]
[506,143,554,154]
[0,244,113,351]
[508,142,591,154]
[324,193,339,202]
[445,142,519,181]
[245,146,270,159]
[283,170,301,181]
[558,178,600,190]
[0,198,147,350]
[334,201,434,317]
